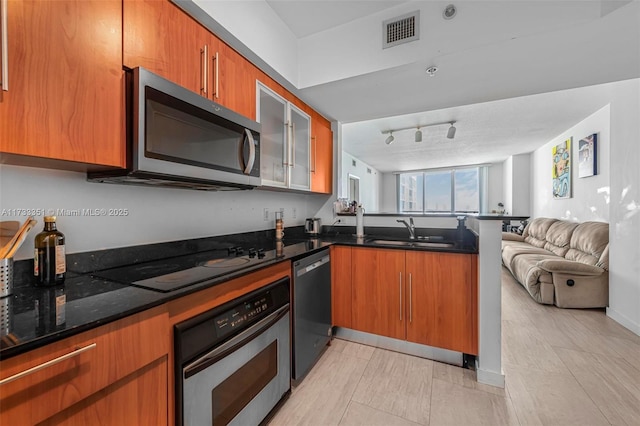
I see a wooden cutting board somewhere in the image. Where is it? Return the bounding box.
[0,221,20,248]
[0,218,36,259]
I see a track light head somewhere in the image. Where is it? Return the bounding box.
[415,129,422,142]
[447,123,456,139]
[385,133,395,145]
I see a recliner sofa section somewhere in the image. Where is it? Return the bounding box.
[501,217,609,308]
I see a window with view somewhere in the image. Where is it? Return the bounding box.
[397,167,481,213]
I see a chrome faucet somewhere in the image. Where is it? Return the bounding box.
[397,217,416,239]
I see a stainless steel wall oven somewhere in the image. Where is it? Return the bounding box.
[174,278,290,425]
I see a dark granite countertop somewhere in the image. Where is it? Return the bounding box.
[0,225,476,360]
[337,212,530,221]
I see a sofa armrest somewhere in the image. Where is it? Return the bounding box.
[537,259,604,276]
[502,232,524,242]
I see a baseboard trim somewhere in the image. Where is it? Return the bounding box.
[606,307,640,336]
[334,327,463,366]
[476,366,505,388]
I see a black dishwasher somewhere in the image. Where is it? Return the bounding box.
[292,248,332,381]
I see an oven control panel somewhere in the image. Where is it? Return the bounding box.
[214,295,271,339]
[175,277,290,366]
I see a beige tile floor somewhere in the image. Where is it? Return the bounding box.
[269,267,640,426]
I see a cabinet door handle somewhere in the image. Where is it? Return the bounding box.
[409,273,412,323]
[0,343,97,386]
[311,136,317,173]
[399,272,403,321]
[282,121,290,167]
[212,51,219,99]
[1,0,8,91]
[200,44,208,96]
[291,121,296,168]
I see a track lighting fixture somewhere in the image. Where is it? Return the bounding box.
[385,132,395,145]
[381,121,456,144]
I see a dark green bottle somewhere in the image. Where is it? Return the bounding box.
[34,216,66,286]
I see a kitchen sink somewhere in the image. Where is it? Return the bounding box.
[369,240,455,248]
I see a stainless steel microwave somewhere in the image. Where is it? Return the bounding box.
[88,67,261,190]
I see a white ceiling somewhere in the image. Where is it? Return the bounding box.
[261,0,639,172]
[265,1,408,38]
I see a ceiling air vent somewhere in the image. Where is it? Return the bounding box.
[382,11,420,49]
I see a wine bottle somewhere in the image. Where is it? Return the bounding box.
[34,216,66,286]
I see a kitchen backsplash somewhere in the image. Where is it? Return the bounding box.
[0,165,331,260]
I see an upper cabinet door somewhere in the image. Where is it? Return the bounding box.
[258,83,288,187]
[123,0,256,120]
[311,116,333,194]
[123,0,209,97]
[289,104,310,190]
[0,0,124,167]
[213,39,257,120]
[257,82,311,191]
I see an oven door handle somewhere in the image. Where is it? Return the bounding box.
[183,304,289,377]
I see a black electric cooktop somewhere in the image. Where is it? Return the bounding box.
[92,245,281,292]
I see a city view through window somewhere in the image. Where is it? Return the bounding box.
[398,168,480,213]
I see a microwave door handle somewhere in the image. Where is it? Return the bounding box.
[243,128,256,175]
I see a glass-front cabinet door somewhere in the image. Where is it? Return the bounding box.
[258,84,288,187]
[257,82,311,190]
[289,105,310,190]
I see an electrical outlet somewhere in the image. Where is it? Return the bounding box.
[292,208,297,219]
[263,208,269,221]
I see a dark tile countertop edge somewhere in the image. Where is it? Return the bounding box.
[0,226,476,360]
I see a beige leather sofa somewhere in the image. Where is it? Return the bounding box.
[502,217,609,308]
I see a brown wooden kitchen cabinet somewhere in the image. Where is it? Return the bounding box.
[0,306,169,425]
[405,251,478,354]
[351,247,406,340]
[123,0,213,99]
[214,39,257,119]
[0,0,125,168]
[123,0,255,119]
[331,245,352,328]
[311,113,333,194]
[348,247,478,355]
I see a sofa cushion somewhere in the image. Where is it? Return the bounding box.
[510,252,560,304]
[544,220,579,256]
[523,218,558,248]
[565,221,609,268]
[502,243,552,272]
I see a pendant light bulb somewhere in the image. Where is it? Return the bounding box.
[415,128,422,142]
[385,132,395,145]
[447,123,456,139]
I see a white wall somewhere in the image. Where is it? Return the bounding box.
[531,105,610,222]
[380,173,397,213]
[193,0,299,85]
[530,79,640,335]
[502,154,531,216]
[0,165,329,260]
[487,162,505,214]
[503,157,513,214]
[341,152,382,212]
[511,154,531,216]
[607,79,640,335]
